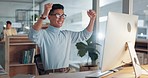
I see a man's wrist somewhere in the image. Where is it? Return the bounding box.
[40,14,46,20]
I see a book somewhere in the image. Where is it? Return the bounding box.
[23,51,28,64]
[20,48,36,64]
[31,49,36,63]
[28,49,36,63]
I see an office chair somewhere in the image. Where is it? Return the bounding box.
[34,54,46,75]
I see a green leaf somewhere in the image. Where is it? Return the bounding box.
[88,52,98,61]
[77,49,87,57]
[76,42,87,49]
[76,38,101,62]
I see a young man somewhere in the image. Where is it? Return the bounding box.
[29,3,96,73]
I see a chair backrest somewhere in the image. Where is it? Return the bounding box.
[34,54,46,75]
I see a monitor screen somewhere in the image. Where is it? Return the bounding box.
[100,12,138,72]
[12,22,22,28]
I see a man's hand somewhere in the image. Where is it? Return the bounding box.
[87,10,96,20]
[43,3,53,17]
[86,10,96,32]
[32,3,53,31]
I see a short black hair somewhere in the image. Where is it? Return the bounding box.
[49,4,64,15]
[6,21,12,25]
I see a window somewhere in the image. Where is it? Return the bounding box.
[133,0,148,39]
[98,0,122,63]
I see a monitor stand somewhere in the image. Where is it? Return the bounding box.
[86,42,142,78]
[126,42,141,78]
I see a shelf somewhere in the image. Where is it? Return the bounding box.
[4,35,37,77]
[137,35,147,37]
[10,40,33,42]
[135,39,148,65]
[9,65,36,77]
[10,43,36,45]
[135,39,148,51]
[136,39,148,43]
[138,26,148,28]
[137,26,148,39]
[10,63,35,67]
[135,48,148,52]
[7,35,36,45]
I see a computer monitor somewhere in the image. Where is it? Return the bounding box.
[86,12,141,78]
[99,12,141,77]
[12,22,22,28]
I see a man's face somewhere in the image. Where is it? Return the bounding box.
[48,9,66,28]
[6,23,11,29]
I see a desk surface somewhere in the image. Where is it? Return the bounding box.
[35,65,148,78]
[0,75,10,78]
[103,65,148,78]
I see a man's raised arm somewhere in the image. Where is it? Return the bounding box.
[86,10,96,32]
[33,3,53,31]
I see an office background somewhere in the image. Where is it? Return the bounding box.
[0,0,147,65]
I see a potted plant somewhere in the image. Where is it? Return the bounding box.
[75,36,100,71]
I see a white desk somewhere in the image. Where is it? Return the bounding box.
[0,75,10,78]
[36,65,148,78]
[12,65,148,78]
